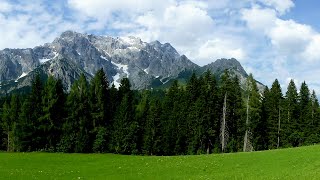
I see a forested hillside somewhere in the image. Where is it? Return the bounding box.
[0,69,319,155]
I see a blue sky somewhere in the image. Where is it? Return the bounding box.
[1,0,320,94]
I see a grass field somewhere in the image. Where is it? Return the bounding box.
[1,145,320,179]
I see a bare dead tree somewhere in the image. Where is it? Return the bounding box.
[243,95,253,152]
[220,93,229,153]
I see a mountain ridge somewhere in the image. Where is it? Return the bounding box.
[0,31,262,93]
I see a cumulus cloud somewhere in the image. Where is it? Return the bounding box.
[241,5,320,62]
[0,0,83,49]
[196,39,246,63]
[256,0,294,14]
[0,0,13,13]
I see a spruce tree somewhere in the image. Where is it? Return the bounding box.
[15,74,43,151]
[1,101,11,151]
[243,74,261,152]
[266,79,283,149]
[202,71,219,154]
[161,80,180,155]
[305,90,320,144]
[111,78,138,154]
[39,76,65,151]
[143,99,162,155]
[284,80,299,147]
[219,71,243,152]
[60,74,92,153]
[298,81,310,145]
[89,69,110,152]
[257,87,270,150]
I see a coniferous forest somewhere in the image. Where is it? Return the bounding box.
[1,69,320,155]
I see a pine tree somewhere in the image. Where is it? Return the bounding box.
[243,74,261,152]
[266,79,283,149]
[305,90,320,144]
[200,71,219,154]
[298,81,310,145]
[89,68,109,128]
[59,74,92,153]
[143,99,162,155]
[219,71,243,152]
[111,78,138,154]
[31,74,44,151]
[135,91,150,154]
[161,80,180,155]
[257,87,270,150]
[89,69,110,152]
[15,74,43,151]
[284,80,299,147]
[16,99,33,151]
[1,101,11,151]
[39,76,65,151]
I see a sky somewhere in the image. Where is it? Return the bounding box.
[1,0,320,94]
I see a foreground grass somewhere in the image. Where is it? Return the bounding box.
[1,145,320,179]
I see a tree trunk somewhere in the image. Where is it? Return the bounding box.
[221,93,228,153]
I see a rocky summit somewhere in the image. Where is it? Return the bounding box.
[0,31,261,93]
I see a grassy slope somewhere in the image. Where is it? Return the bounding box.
[1,145,320,179]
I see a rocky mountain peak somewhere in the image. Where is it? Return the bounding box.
[0,31,263,94]
[204,58,248,77]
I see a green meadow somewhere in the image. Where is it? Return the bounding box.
[1,145,320,179]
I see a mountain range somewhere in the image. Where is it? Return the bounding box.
[0,31,263,93]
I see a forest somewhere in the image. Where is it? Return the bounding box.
[0,69,319,155]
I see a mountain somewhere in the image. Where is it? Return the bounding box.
[0,31,263,93]
[200,58,265,91]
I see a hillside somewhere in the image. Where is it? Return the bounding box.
[1,145,320,179]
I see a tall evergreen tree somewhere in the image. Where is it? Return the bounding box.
[161,80,181,155]
[243,74,261,152]
[39,76,65,151]
[266,79,283,149]
[305,90,320,144]
[218,71,243,152]
[284,80,299,147]
[59,74,92,153]
[298,81,310,145]
[135,91,150,153]
[1,101,11,151]
[143,99,162,155]
[89,69,110,152]
[111,78,138,154]
[15,74,43,151]
[257,87,270,150]
[202,71,219,154]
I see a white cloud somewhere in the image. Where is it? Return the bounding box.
[241,6,277,33]
[269,19,315,56]
[67,0,175,30]
[0,0,13,13]
[0,0,83,49]
[241,5,320,62]
[302,35,320,61]
[196,39,246,64]
[256,0,294,14]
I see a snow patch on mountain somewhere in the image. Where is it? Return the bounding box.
[144,68,149,74]
[111,61,129,76]
[39,58,51,64]
[15,72,28,82]
[112,73,121,88]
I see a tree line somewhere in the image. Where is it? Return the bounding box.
[0,69,320,155]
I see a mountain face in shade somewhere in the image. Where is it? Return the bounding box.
[0,31,263,93]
